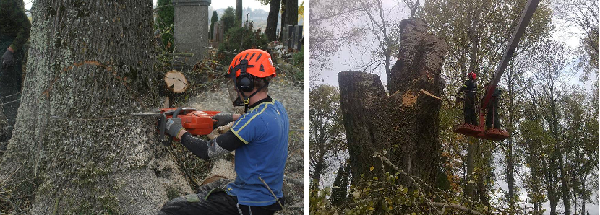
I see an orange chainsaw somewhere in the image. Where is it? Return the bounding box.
[134,108,220,145]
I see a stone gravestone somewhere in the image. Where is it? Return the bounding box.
[172,0,211,70]
[293,25,303,50]
[212,21,223,48]
[283,25,303,51]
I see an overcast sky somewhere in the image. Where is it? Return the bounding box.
[311,1,587,88]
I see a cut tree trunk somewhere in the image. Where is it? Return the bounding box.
[0,1,192,213]
[339,18,447,187]
[164,70,188,93]
[338,71,386,186]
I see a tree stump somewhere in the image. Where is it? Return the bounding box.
[164,70,189,93]
[339,18,448,187]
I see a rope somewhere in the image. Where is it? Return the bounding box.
[258,176,285,210]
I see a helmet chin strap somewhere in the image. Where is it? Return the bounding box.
[241,81,269,113]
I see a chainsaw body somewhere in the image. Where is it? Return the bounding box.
[160,108,220,136]
[158,108,220,145]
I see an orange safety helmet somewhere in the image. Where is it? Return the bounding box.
[468,72,476,80]
[228,49,276,78]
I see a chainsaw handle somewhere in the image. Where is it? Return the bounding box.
[161,107,184,146]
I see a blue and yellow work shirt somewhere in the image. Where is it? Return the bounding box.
[226,97,289,206]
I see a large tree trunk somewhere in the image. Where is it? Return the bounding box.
[547,158,559,215]
[338,71,386,186]
[236,0,242,25]
[339,18,447,187]
[286,0,298,26]
[0,1,191,213]
[279,0,287,41]
[266,0,281,42]
[559,154,571,214]
[311,149,325,184]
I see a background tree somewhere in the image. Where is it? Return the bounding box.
[309,85,346,188]
[156,0,174,51]
[309,0,363,71]
[521,39,571,215]
[236,0,242,25]
[561,90,598,214]
[279,0,287,41]
[552,0,598,77]
[221,7,236,34]
[263,0,281,41]
[286,0,298,26]
[209,11,218,40]
[0,0,193,213]
[329,162,349,206]
[419,0,552,204]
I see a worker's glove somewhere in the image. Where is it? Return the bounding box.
[1,50,14,69]
[166,118,184,137]
[212,113,234,127]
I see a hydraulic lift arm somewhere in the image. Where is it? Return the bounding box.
[479,0,541,125]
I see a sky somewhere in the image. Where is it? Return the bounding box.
[311,1,590,88]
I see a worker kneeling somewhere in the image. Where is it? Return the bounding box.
[159,49,288,215]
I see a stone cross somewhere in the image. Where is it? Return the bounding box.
[172,0,211,69]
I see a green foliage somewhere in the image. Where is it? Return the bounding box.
[309,85,346,185]
[216,26,268,66]
[309,186,338,214]
[155,0,174,51]
[419,0,552,93]
[310,162,494,214]
[209,11,218,40]
[221,7,236,35]
[291,46,304,79]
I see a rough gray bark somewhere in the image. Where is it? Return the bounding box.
[0,1,192,213]
[266,0,281,42]
[330,163,349,206]
[0,105,8,155]
[338,71,386,186]
[339,18,447,186]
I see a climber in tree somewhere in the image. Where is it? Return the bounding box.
[159,49,289,215]
[485,87,502,130]
[0,0,30,139]
[458,72,478,126]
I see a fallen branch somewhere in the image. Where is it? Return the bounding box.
[374,152,485,215]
